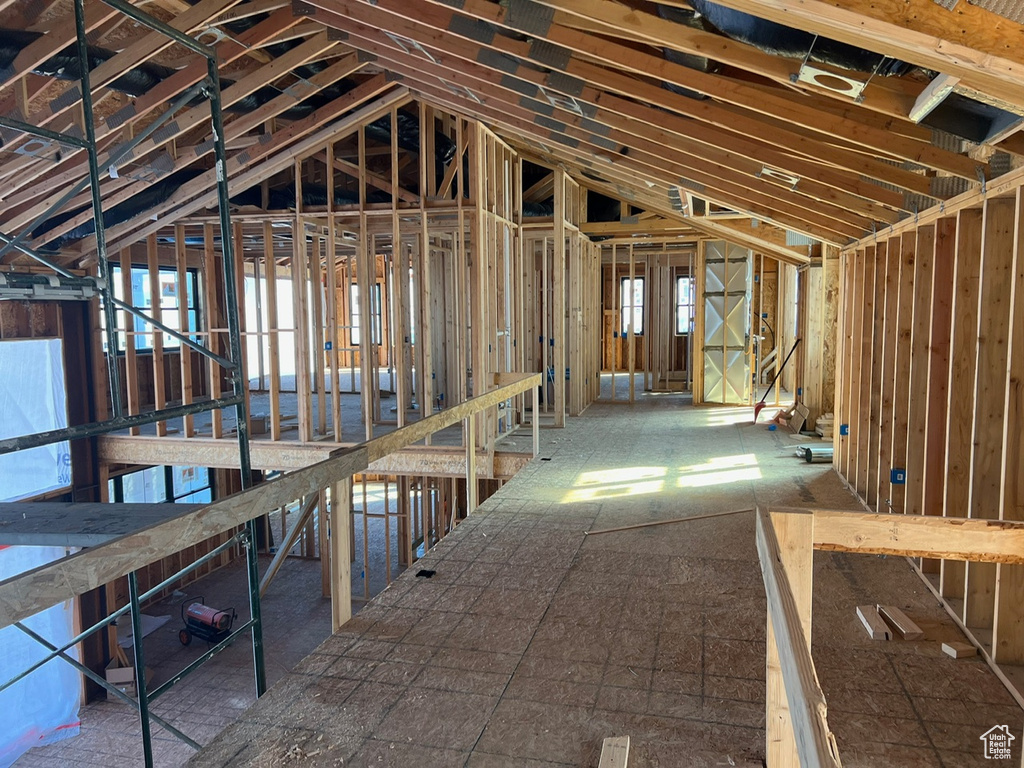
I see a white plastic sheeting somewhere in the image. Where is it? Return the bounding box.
[702,241,752,404]
[0,546,81,767]
[0,339,71,501]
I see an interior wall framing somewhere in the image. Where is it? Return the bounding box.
[834,170,1024,688]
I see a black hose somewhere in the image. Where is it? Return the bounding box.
[758,337,800,405]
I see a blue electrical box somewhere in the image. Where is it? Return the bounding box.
[891,468,906,485]
[324,341,332,351]
[839,424,849,436]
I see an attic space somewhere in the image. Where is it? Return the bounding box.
[1,0,1024,766]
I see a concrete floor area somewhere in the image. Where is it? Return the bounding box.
[185,393,1021,767]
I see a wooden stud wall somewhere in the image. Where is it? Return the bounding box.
[835,181,1024,676]
[87,105,577,616]
[797,247,839,427]
[521,171,601,420]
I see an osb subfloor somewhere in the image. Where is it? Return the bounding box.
[191,395,1022,768]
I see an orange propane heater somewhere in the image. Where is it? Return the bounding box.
[179,597,237,645]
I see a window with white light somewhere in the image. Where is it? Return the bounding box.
[350,283,382,346]
[676,275,695,335]
[620,276,644,335]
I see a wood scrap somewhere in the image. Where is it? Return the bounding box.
[771,402,810,434]
[856,605,891,640]
[114,643,131,667]
[789,403,810,434]
[584,508,754,536]
[877,605,923,640]
[599,736,630,768]
[941,641,977,658]
[770,402,797,426]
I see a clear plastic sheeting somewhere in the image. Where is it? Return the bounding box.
[0,339,70,501]
[0,546,81,767]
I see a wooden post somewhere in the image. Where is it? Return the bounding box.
[120,250,139,431]
[761,509,818,768]
[264,223,282,441]
[293,215,313,443]
[904,226,935,520]
[855,247,877,497]
[994,189,1024,663]
[203,223,222,438]
[610,243,617,401]
[175,224,194,437]
[311,235,327,437]
[628,243,636,404]
[532,385,540,457]
[868,241,893,509]
[941,208,984,600]
[326,214,342,442]
[330,478,352,633]
[146,234,167,436]
[393,110,408,428]
[554,171,567,425]
[466,412,477,514]
[233,221,251,441]
[964,197,1017,629]
[887,233,916,515]
[359,232,375,440]
[319,487,330,597]
[921,218,956,573]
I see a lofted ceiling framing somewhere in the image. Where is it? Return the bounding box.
[0,0,1019,265]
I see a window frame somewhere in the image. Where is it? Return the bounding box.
[619,275,645,336]
[675,274,695,336]
[108,264,200,354]
[349,282,383,346]
[109,464,214,505]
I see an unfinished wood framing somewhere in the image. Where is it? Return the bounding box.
[759,505,1024,764]
[5,0,1024,756]
[836,178,1024,678]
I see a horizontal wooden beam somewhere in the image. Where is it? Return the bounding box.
[687,217,812,266]
[582,219,696,237]
[99,434,337,470]
[536,0,917,120]
[0,372,541,629]
[704,0,1024,112]
[847,166,1024,249]
[809,508,1024,564]
[367,448,532,479]
[100,434,532,477]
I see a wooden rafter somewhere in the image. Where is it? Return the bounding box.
[302,7,889,241]
[706,0,1024,112]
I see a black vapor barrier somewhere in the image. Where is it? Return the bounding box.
[0,23,458,249]
[680,1,912,77]
[654,5,714,101]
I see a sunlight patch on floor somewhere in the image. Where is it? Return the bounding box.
[562,466,667,502]
[676,453,761,488]
[703,406,757,426]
